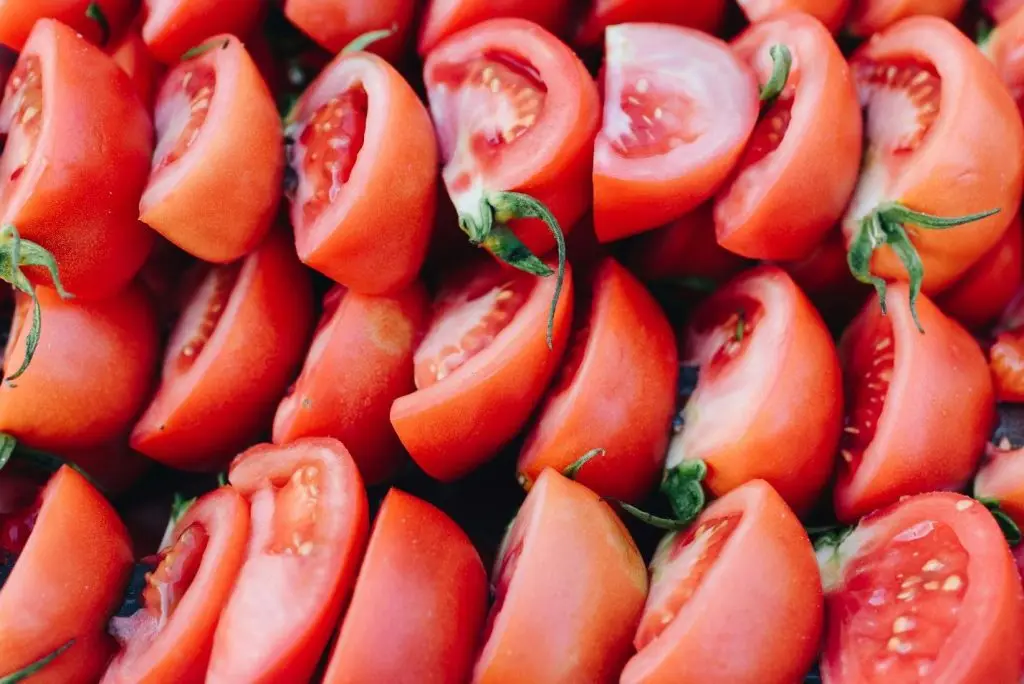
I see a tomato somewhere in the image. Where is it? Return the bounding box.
[419,0,572,56]
[103,487,249,683]
[142,0,264,64]
[473,468,647,683]
[0,19,153,300]
[130,232,315,472]
[574,0,726,47]
[736,0,850,31]
[142,35,283,263]
[517,258,677,503]
[975,442,1024,528]
[715,13,862,261]
[207,439,369,683]
[818,492,1023,683]
[0,0,134,50]
[666,266,842,514]
[986,3,1024,120]
[593,24,758,243]
[843,17,1023,306]
[621,480,821,684]
[991,322,1024,401]
[283,0,415,61]
[835,284,993,522]
[323,489,488,684]
[286,49,436,295]
[779,229,866,301]
[391,257,574,481]
[273,284,429,485]
[0,466,132,683]
[847,0,967,36]
[985,0,1024,22]
[108,28,164,111]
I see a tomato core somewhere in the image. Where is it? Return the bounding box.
[171,262,241,375]
[268,465,321,557]
[153,65,216,173]
[0,56,42,190]
[857,61,941,157]
[841,319,895,468]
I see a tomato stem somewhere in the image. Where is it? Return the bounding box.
[562,448,605,480]
[341,24,398,55]
[976,496,1022,546]
[759,44,792,104]
[661,460,707,523]
[0,640,74,684]
[85,2,110,47]
[612,500,691,531]
[734,310,746,343]
[181,38,230,61]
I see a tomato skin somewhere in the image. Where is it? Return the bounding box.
[473,468,648,683]
[130,232,315,472]
[288,51,437,295]
[420,0,571,56]
[987,4,1024,120]
[0,467,133,683]
[575,0,726,47]
[986,0,1024,22]
[517,258,677,503]
[716,13,862,261]
[108,28,164,112]
[737,0,850,31]
[975,444,1024,528]
[273,284,429,485]
[0,0,134,50]
[284,0,415,61]
[835,284,994,522]
[846,0,966,35]
[0,19,154,300]
[142,0,264,64]
[991,327,1024,401]
[323,489,488,684]
[778,229,865,301]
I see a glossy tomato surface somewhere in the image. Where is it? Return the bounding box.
[284,0,415,61]
[419,0,572,55]
[0,0,134,50]
[737,0,850,31]
[975,442,1024,528]
[846,0,967,36]
[575,0,725,47]
[142,0,264,64]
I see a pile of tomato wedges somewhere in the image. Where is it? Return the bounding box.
[6,0,1024,681]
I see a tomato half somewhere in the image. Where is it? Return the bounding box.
[142,35,283,263]
[142,0,264,64]
[108,28,164,111]
[737,0,850,31]
[286,49,436,294]
[130,232,315,472]
[666,266,842,514]
[323,489,488,684]
[207,439,369,683]
[284,0,415,61]
[419,0,571,56]
[391,257,574,481]
[621,480,822,684]
[473,468,647,683]
[835,284,993,522]
[0,467,132,683]
[517,258,677,503]
[715,13,862,261]
[0,0,134,50]
[846,0,967,36]
[103,487,249,683]
[986,4,1024,120]
[975,442,1024,528]
[819,492,1023,683]
[273,283,429,485]
[593,24,758,242]
[574,0,726,47]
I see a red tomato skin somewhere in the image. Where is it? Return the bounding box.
[419,0,572,55]
[987,0,1024,22]
[0,0,134,50]
[847,0,966,35]
[142,0,263,64]
[273,284,430,485]
[975,445,1024,529]
[738,0,850,30]
[323,489,488,684]
[0,467,133,683]
[108,28,164,112]
[987,5,1024,119]
[778,228,865,301]
[284,0,415,61]
[1,20,154,300]
[575,0,726,47]
[518,258,678,503]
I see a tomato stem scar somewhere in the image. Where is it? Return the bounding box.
[0,639,74,683]
[759,44,792,105]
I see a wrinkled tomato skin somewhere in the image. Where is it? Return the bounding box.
[0,467,133,683]
[142,35,283,264]
[108,28,164,112]
[288,51,437,295]
[575,0,725,47]
[420,0,571,56]
[284,0,415,61]
[0,0,134,50]
[0,20,154,300]
[273,284,430,485]
[622,480,822,684]
[737,0,850,31]
[142,0,264,64]
[835,285,994,522]
[987,5,1024,120]
[323,489,488,684]
[474,469,648,683]
[847,0,966,35]
[975,444,1024,528]
[130,232,315,472]
[517,259,677,503]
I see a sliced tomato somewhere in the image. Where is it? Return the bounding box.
[284,0,415,61]
[992,323,1024,401]
[323,489,488,684]
[108,27,164,111]
[473,468,647,682]
[986,4,1024,120]
[130,232,315,472]
[142,0,264,64]
[286,49,436,294]
[736,0,850,31]
[986,0,1024,22]
[575,0,725,47]
[847,0,967,36]
[0,0,134,50]
[778,228,867,304]
[391,256,574,481]
[419,0,572,56]
[593,24,759,243]
[819,492,1023,683]
[207,439,369,682]
[975,441,1024,529]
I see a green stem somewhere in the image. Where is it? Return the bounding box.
[759,44,792,104]
[181,38,230,61]
[612,500,692,531]
[661,460,707,523]
[85,2,110,46]
[562,448,605,480]
[0,641,74,684]
[341,24,398,55]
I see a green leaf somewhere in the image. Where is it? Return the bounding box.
[883,222,926,333]
[181,38,230,61]
[562,448,605,480]
[759,44,792,104]
[217,471,228,487]
[85,2,110,46]
[341,24,397,55]
[661,460,707,524]
[0,640,74,684]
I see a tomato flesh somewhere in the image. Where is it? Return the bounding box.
[152,65,216,173]
[735,98,792,171]
[686,295,763,384]
[268,465,321,557]
[606,70,700,159]
[167,262,241,377]
[992,329,1024,401]
[841,318,894,468]
[859,60,940,156]
[0,56,41,192]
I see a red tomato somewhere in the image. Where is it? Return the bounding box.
[391,257,574,481]
[575,0,726,47]
[207,439,369,683]
[847,0,967,35]
[986,4,1024,119]
[819,492,1023,683]
[985,0,1024,22]
[419,0,572,56]
[283,0,415,61]
[975,442,1024,528]
[0,0,134,50]
[142,35,283,263]
[473,468,647,683]
[991,323,1024,401]
[130,232,315,472]
[667,266,842,514]
[141,0,263,64]
[0,19,153,300]
[273,284,429,484]
[593,24,758,242]
[108,28,164,111]
[103,487,249,683]
[517,258,677,503]
[736,0,850,31]
[716,13,862,261]
[286,49,436,294]
[835,284,993,522]
[778,228,865,301]
[621,480,822,684]
[323,489,488,684]
[0,467,132,683]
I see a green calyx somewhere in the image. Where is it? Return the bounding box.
[562,448,605,480]
[85,2,110,46]
[0,640,74,684]
[759,44,792,105]
[341,24,398,55]
[611,459,708,532]
[846,202,999,333]
[977,496,1022,546]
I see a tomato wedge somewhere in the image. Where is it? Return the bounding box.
[0,0,134,50]
[284,0,415,61]
[574,0,725,47]
[103,487,249,683]
[142,0,264,64]
[108,27,164,111]
[593,24,758,242]
[986,4,1024,120]
[286,48,437,295]
[473,468,647,682]
[419,0,571,55]
[975,442,1024,528]
[207,439,369,683]
[391,257,574,481]
[621,480,822,684]
[846,0,967,36]
[323,489,488,684]
[130,232,315,472]
[735,0,850,31]
[818,492,1023,683]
